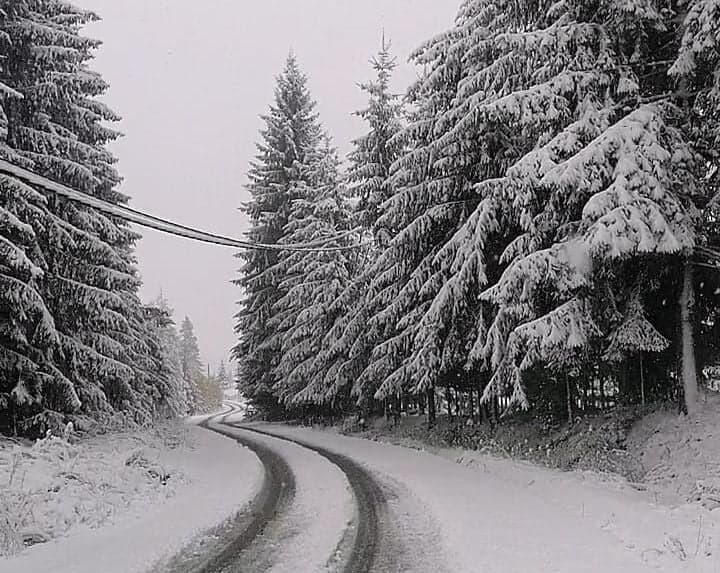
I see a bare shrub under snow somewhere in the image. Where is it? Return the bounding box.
[0,422,191,557]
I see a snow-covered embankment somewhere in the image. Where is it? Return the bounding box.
[0,422,262,573]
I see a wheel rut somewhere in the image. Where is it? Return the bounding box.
[160,414,296,573]
[170,407,387,573]
[226,422,386,573]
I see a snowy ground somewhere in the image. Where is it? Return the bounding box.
[3,404,718,573]
[205,419,355,572]
[220,407,718,573]
[0,419,262,573]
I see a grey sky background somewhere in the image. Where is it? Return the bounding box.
[77,0,458,372]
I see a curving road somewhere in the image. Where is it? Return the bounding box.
[224,422,384,573]
[171,404,408,573]
[168,402,679,573]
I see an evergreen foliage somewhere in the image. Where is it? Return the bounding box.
[302,38,406,413]
[236,3,720,424]
[273,139,353,405]
[348,35,405,238]
[0,1,189,435]
[233,55,326,418]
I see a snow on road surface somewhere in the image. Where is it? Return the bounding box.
[223,415,717,573]
[205,419,355,573]
[4,407,715,573]
[0,423,263,573]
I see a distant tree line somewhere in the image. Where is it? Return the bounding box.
[235,0,720,426]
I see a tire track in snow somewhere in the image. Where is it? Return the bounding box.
[225,422,386,573]
[177,415,297,573]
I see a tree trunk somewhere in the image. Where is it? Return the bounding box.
[640,355,646,406]
[680,261,699,415]
[469,388,476,422]
[427,386,436,427]
[566,376,573,423]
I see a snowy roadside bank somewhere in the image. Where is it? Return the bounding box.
[0,421,263,573]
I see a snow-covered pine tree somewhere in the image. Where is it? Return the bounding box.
[407,0,718,416]
[270,138,352,406]
[301,36,405,415]
[0,170,69,434]
[0,4,73,434]
[348,34,404,238]
[217,360,231,391]
[146,294,190,416]
[670,0,720,413]
[233,54,323,418]
[179,316,202,413]
[0,1,172,432]
[341,6,497,415]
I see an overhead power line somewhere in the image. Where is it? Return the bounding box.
[0,159,367,253]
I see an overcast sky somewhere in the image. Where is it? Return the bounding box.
[76,0,458,372]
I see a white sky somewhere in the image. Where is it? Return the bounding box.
[77,0,458,371]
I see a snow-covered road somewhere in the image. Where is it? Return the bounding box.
[208,416,447,573]
[216,404,712,573]
[3,405,712,573]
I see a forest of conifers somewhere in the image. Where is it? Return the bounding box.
[0,1,223,436]
[235,0,720,425]
[1,1,720,437]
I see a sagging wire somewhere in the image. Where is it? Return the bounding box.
[0,159,368,253]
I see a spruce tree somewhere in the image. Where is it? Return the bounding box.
[304,37,408,414]
[271,139,352,406]
[179,317,201,387]
[381,0,719,416]
[148,294,190,415]
[339,11,487,414]
[233,54,323,417]
[217,360,231,390]
[0,0,162,432]
[348,35,404,237]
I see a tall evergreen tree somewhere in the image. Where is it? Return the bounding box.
[233,54,324,417]
[270,138,352,406]
[0,0,164,432]
[348,35,404,238]
[179,316,202,386]
[304,36,406,413]
[334,13,484,414]
[358,0,720,418]
[216,360,231,390]
[148,294,190,415]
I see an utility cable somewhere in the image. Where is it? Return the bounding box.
[0,159,369,253]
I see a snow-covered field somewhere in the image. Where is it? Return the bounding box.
[0,420,262,573]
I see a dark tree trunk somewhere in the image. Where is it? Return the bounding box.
[680,261,699,415]
[427,386,436,427]
[566,376,573,423]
